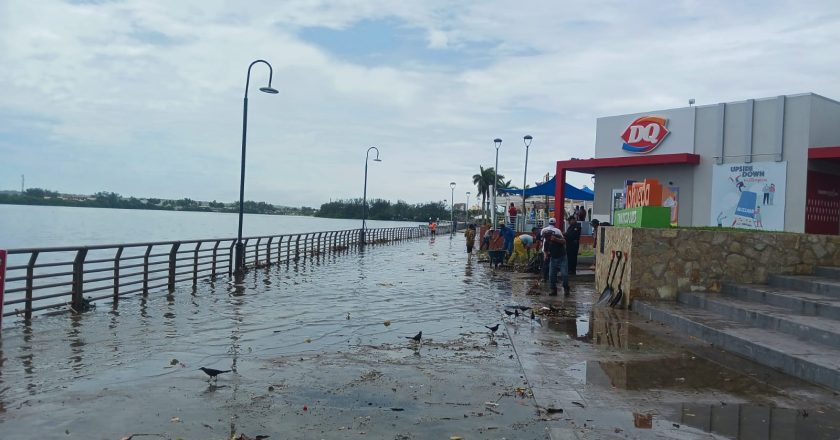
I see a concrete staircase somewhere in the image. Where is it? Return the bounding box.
[634,267,840,391]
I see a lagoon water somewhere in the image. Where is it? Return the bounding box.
[0,204,420,249]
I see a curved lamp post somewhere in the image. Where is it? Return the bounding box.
[492,138,502,227]
[465,191,471,222]
[235,59,278,276]
[522,135,533,231]
[361,146,382,247]
[449,182,456,234]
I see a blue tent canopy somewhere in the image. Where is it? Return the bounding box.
[499,176,594,201]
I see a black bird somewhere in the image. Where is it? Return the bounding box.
[515,306,531,311]
[503,309,515,317]
[405,331,422,342]
[485,324,500,334]
[514,309,520,318]
[530,311,535,320]
[199,367,231,381]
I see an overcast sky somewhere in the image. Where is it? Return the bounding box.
[2,0,839,207]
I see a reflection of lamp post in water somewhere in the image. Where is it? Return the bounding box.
[235,60,278,276]
[492,138,502,227]
[361,146,382,247]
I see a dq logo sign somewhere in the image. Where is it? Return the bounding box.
[621,116,669,154]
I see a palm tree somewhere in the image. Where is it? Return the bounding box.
[473,166,506,223]
[472,166,492,222]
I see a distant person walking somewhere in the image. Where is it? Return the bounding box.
[499,222,514,256]
[430,222,437,236]
[464,224,476,254]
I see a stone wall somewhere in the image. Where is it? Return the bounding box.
[594,227,840,307]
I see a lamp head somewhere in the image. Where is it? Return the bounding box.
[450,182,456,189]
[523,135,532,147]
[493,138,502,149]
[260,87,279,94]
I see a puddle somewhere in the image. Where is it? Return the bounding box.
[0,237,550,438]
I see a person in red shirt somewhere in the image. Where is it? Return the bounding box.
[508,203,518,222]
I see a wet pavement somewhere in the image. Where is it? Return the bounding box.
[1,234,840,439]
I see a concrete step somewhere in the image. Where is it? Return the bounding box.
[768,274,840,298]
[722,283,840,321]
[679,291,840,349]
[816,266,840,280]
[634,300,840,391]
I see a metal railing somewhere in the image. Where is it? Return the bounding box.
[2,226,426,324]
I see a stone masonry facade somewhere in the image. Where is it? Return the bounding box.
[595,227,840,306]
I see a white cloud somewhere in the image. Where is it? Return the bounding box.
[1,0,839,206]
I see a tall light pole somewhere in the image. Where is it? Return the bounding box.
[449,182,456,234]
[235,59,278,276]
[361,146,382,247]
[465,191,471,222]
[522,135,533,231]
[492,138,502,227]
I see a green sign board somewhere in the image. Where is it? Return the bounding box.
[614,206,671,228]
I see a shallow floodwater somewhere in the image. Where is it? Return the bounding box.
[0,235,548,439]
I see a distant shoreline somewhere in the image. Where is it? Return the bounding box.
[0,199,311,217]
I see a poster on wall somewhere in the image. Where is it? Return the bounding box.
[710,161,787,231]
[663,186,679,226]
[611,189,625,224]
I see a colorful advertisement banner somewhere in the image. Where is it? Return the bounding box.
[710,161,787,230]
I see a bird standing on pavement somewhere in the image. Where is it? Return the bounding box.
[199,367,231,382]
[405,331,422,342]
[503,309,515,318]
[485,324,500,335]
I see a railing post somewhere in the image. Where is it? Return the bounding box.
[114,247,123,301]
[277,236,284,264]
[24,251,39,321]
[266,237,273,267]
[254,238,262,267]
[227,241,236,277]
[168,242,180,291]
[143,245,153,294]
[295,235,301,261]
[193,243,200,286]
[71,248,88,311]
[211,241,220,279]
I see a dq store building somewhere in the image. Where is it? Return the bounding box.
[555,93,840,235]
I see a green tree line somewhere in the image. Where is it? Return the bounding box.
[315,198,452,222]
[0,188,317,216]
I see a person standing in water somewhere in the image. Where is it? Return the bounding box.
[464,224,476,254]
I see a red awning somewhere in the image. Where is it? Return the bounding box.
[808,146,840,160]
[552,153,701,227]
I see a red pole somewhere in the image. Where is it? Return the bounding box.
[555,163,567,230]
[0,249,6,332]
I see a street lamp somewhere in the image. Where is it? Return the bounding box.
[465,191,471,222]
[449,182,456,234]
[522,135,533,232]
[235,59,278,276]
[492,138,502,227]
[361,146,382,247]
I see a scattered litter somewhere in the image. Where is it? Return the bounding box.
[571,401,585,408]
[305,338,312,343]
[383,320,392,327]
[390,408,404,411]
[546,408,564,414]
[303,405,308,411]
[169,359,179,366]
[170,417,181,423]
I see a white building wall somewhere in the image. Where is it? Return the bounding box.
[591,93,840,233]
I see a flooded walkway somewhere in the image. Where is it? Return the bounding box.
[1,235,840,439]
